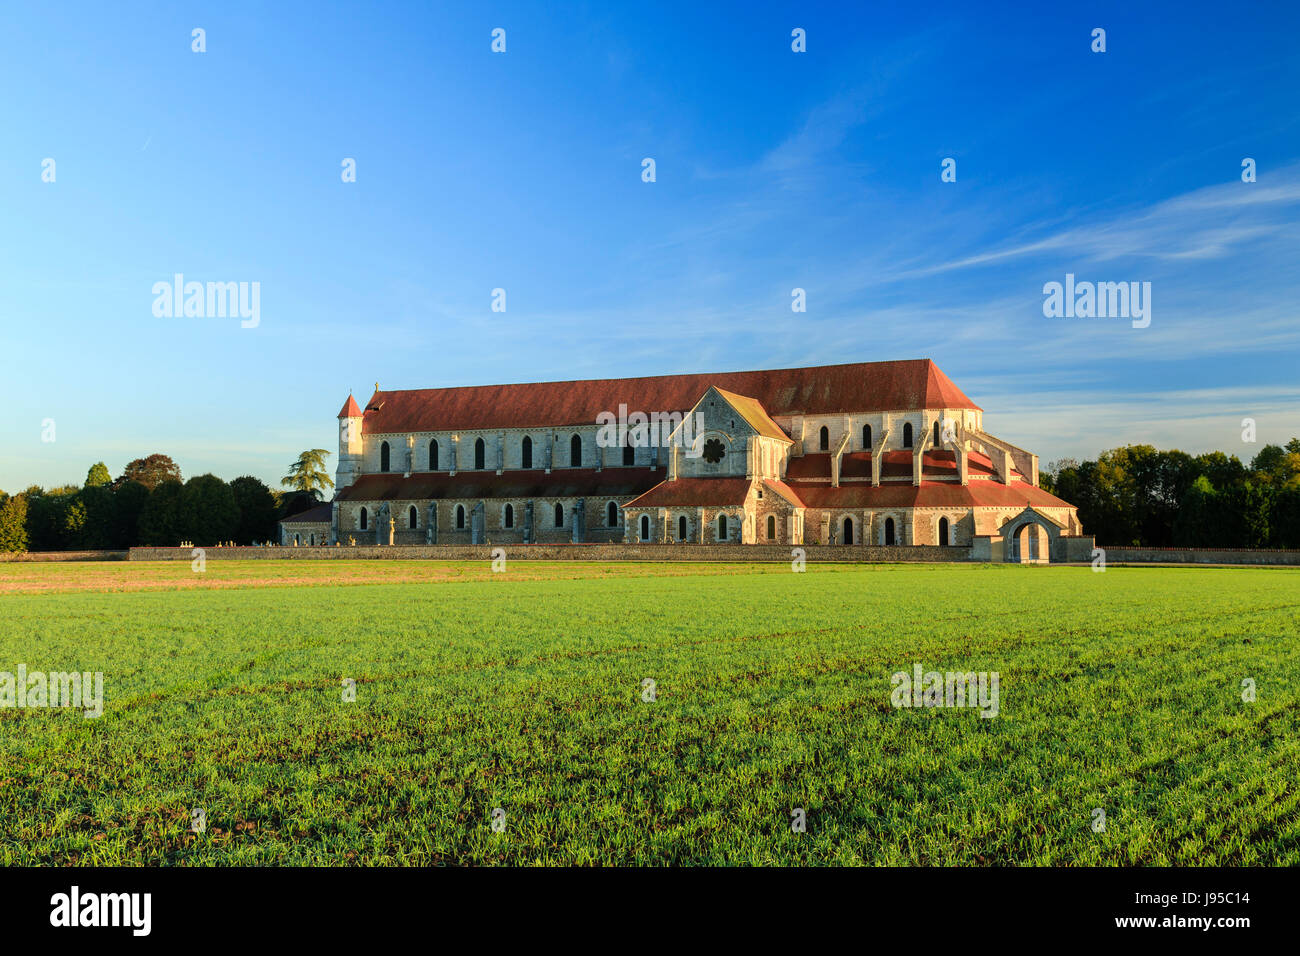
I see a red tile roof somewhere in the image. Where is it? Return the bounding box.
[338,394,362,419]
[791,480,1075,510]
[785,452,875,480]
[621,475,1072,511]
[333,469,1074,514]
[360,359,979,434]
[280,502,333,524]
[782,450,1006,482]
[878,451,913,479]
[335,468,662,503]
[623,478,754,509]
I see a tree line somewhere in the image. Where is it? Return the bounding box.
[0,450,334,553]
[1040,440,1300,548]
[4,443,1298,552]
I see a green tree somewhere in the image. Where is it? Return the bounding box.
[278,490,323,520]
[1071,452,1138,545]
[178,475,240,545]
[85,462,112,488]
[62,497,89,547]
[1127,447,1196,546]
[1271,485,1300,548]
[138,480,184,545]
[1174,476,1223,547]
[281,449,334,499]
[0,493,28,553]
[78,483,117,549]
[119,454,182,491]
[1193,451,1247,492]
[110,480,150,548]
[230,476,279,544]
[23,486,81,552]
[1224,480,1272,548]
[1250,441,1300,490]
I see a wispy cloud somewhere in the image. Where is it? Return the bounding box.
[898,167,1300,278]
[978,384,1300,463]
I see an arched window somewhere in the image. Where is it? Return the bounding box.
[902,423,913,449]
[504,503,514,528]
[607,501,618,527]
[456,505,465,530]
[521,436,532,469]
[819,426,829,451]
[474,437,486,470]
[570,434,582,467]
[884,517,896,545]
[554,503,564,527]
[359,507,368,531]
[717,514,728,540]
[294,533,300,545]
[639,515,649,541]
[766,515,776,540]
[862,424,872,449]
[309,533,315,546]
[429,439,439,471]
[408,506,417,530]
[939,516,950,546]
[380,441,391,472]
[933,420,941,446]
[843,517,854,545]
[678,515,688,541]
[623,444,634,467]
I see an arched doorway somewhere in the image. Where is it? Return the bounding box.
[842,516,853,545]
[938,516,949,545]
[999,508,1058,564]
[884,517,896,545]
[1011,523,1044,562]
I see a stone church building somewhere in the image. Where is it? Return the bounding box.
[279,359,1088,562]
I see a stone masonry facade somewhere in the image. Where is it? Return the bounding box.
[278,359,1090,562]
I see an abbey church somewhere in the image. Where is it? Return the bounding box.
[280,359,1090,562]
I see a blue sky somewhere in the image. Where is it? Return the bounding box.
[3,0,1298,492]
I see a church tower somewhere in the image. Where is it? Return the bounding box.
[336,393,364,491]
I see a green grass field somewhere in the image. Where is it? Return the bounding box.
[1,560,1297,865]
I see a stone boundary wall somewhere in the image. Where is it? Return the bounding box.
[21,544,1299,566]
[129,544,974,563]
[0,550,128,563]
[1097,547,1300,566]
